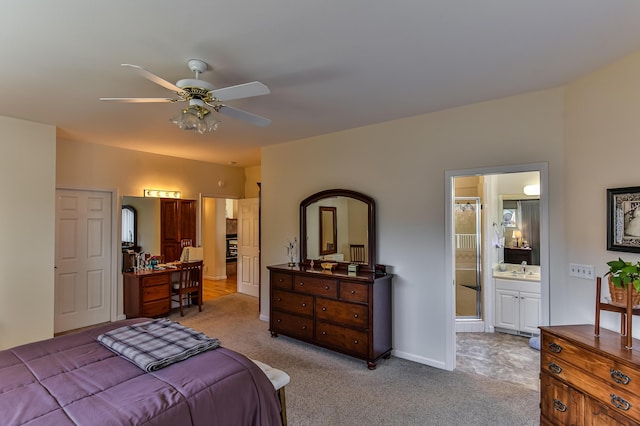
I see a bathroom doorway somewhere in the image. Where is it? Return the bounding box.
[445,163,549,370]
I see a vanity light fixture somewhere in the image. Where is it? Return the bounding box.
[143,189,182,199]
[523,184,540,196]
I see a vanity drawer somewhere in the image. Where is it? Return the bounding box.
[142,299,170,317]
[141,274,170,287]
[293,275,338,298]
[316,321,368,357]
[142,283,170,301]
[271,272,293,290]
[339,281,369,303]
[272,290,313,316]
[316,298,368,328]
[271,310,313,340]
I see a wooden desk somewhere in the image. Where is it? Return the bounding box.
[123,268,179,318]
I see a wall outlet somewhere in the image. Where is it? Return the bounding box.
[569,263,595,280]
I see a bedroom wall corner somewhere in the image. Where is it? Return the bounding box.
[0,116,56,349]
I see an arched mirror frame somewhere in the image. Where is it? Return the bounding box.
[300,189,376,271]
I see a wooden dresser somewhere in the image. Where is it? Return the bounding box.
[123,269,176,318]
[267,264,393,369]
[540,325,640,425]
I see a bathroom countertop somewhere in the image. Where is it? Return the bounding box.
[493,269,540,282]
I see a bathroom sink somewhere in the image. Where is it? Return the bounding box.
[493,270,540,281]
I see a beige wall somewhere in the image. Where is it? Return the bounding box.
[57,139,246,199]
[262,87,566,367]
[564,50,640,330]
[0,117,56,349]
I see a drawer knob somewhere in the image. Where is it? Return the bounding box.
[322,331,327,335]
[354,340,359,344]
[324,286,330,290]
[278,278,284,283]
[276,319,282,323]
[611,394,631,411]
[302,303,307,307]
[351,290,356,294]
[302,325,307,330]
[548,342,562,353]
[552,399,567,413]
[322,307,327,311]
[611,369,631,385]
[276,297,282,302]
[354,314,359,318]
[299,282,305,286]
[547,362,563,375]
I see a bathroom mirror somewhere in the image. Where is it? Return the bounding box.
[319,206,337,255]
[300,189,376,271]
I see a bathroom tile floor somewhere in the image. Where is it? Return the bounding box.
[456,331,540,391]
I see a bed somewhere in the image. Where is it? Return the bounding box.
[0,318,283,425]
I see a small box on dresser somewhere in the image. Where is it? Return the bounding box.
[540,324,640,425]
[268,264,393,369]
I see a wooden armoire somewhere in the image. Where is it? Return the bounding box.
[160,199,196,262]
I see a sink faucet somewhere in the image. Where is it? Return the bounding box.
[521,261,527,274]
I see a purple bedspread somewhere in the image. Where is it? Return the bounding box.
[0,319,282,425]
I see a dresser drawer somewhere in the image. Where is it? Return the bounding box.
[315,297,368,328]
[141,274,170,287]
[293,274,338,297]
[543,352,640,422]
[316,321,368,357]
[142,299,170,317]
[271,272,293,290]
[142,283,170,301]
[272,290,313,316]
[542,333,640,396]
[271,310,313,340]
[540,372,584,425]
[339,281,369,303]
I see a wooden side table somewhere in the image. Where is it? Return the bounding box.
[594,276,640,349]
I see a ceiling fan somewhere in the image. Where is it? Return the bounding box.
[100,59,271,133]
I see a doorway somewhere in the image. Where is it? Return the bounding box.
[445,163,549,371]
[55,188,116,333]
[200,196,237,298]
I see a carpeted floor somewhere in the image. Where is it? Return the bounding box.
[169,293,539,426]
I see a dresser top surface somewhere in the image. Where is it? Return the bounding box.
[267,263,391,282]
[541,324,640,364]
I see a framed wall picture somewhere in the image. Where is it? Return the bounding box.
[607,186,640,253]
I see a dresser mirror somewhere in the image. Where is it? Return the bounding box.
[300,189,376,271]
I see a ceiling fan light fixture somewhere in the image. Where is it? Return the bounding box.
[170,104,221,133]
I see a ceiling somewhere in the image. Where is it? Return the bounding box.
[3,1,640,167]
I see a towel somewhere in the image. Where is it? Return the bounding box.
[97,318,220,372]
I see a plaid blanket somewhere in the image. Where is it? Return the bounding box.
[97,318,220,372]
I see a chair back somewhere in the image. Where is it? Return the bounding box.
[179,260,203,292]
[350,244,365,263]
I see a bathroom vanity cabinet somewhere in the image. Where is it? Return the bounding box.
[494,278,540,335]
[268,264,393,369]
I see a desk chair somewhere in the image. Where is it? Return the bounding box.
[350,244,366,263]
[172,260,203,316]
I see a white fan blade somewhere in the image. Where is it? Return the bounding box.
[210,81,270,101]
[122,64,184,93]
[100,97,175,103]
[218,105,271,127]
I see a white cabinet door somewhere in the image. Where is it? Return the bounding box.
[495,289,519,330]
[519,291,541,334]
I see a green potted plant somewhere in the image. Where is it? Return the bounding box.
[604,257,640,306]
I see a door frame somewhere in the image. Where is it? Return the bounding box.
[55,186,120,325]
[444,162,549,371]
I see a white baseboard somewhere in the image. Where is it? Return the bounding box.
[455,320,485,333]
[392,349,448,370]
